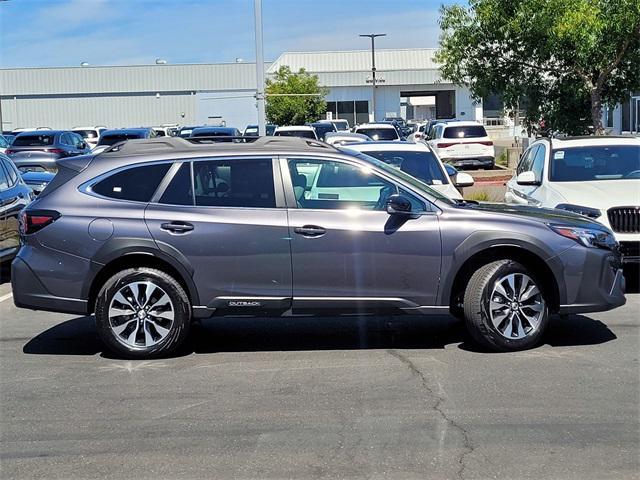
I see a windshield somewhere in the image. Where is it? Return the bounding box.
[356,128,398,141]
[178,128,195,138]
[443,125,487,138]
[312,124,335,138]
[361,150,449,185]
[549,145,640,181]
[333,120,349,131]
[98,133,144,146]
[13,134,55,146]
[342,150,456,205]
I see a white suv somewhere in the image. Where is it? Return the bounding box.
[427,121,495,169]
[505,135,640,263]
[344,141,474,200]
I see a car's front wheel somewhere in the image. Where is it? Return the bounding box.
[464,260,549,351]
[95,267,191,358]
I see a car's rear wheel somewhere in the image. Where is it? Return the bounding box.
[464,260,549,351]
[95,267,191,359]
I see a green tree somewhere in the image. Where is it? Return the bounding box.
[265,66,329,126]
[436,0,640,134]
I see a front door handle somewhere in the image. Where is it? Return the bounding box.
[294,225,326,237]
[161,221,194,233]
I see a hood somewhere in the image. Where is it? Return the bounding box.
[548,180,640,210]
[459,202,607,230]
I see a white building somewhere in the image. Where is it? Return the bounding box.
[0,48,483,131]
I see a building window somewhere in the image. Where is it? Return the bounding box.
[606,106,614,128]
[326,100,369,126]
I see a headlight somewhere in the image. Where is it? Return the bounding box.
[549,224,617,250]
[555,203,601,219]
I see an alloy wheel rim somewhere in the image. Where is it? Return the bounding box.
[108,281,174,349]
[488,273,545,339]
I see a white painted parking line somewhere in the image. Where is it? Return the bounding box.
[0,293,13,303]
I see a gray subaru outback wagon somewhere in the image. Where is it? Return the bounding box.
[12,136,625,358]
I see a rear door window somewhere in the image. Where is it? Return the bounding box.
[159,163,193,206]
[92,163,171,202]
[193,158,276,208]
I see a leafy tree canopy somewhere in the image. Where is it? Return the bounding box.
[436,0,640,134]
[265,66,329,126]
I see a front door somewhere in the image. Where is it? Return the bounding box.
[283,156,442,313]
[145,157,292,312]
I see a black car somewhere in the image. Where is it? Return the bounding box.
[6,131,91,172]
[0,153,31,266]
[93,128,157,153]
[177,126,202,138]
[309,121,337,140]
[243,124,277,136]
[190,127,242,141]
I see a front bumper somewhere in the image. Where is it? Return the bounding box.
[619,241,639,264]
[558,248,626,315]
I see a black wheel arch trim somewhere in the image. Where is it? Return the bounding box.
[82,238,199,307]
[438,230,568,308]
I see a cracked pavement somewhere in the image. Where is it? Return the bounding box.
[1,279,638,479]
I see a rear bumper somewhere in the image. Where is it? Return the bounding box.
[443,156,495,168]
[11,257,88,315]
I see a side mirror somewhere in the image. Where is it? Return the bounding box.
[386,194,412,215]
[516,170,540,186]
[453,172,474,188]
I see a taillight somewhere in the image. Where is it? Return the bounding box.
[45,148,64,154]
[19,210,60,235]
[5,148,16,155]
[437,142,457,148]
[478,141,493,146]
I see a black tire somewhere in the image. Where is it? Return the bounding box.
[463,260,549,352]
[95,267,191,359]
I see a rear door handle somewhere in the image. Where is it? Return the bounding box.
[294,225,326,237]
[161,221,194,233]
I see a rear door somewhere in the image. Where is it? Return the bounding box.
[145,157,292,312]
[283,155,442,312]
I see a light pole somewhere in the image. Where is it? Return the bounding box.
[254,0,266,136]
[359,33,386,122]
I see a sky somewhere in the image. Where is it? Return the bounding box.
[0,0,460,68]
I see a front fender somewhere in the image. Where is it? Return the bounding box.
[437,230,569,307]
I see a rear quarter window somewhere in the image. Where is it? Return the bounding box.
[92,163,171,202]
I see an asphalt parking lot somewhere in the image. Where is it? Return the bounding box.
[1,270,638,480]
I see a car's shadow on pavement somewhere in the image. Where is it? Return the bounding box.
[22,313,617,358]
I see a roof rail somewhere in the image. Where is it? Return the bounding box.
[100,134,338,156]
